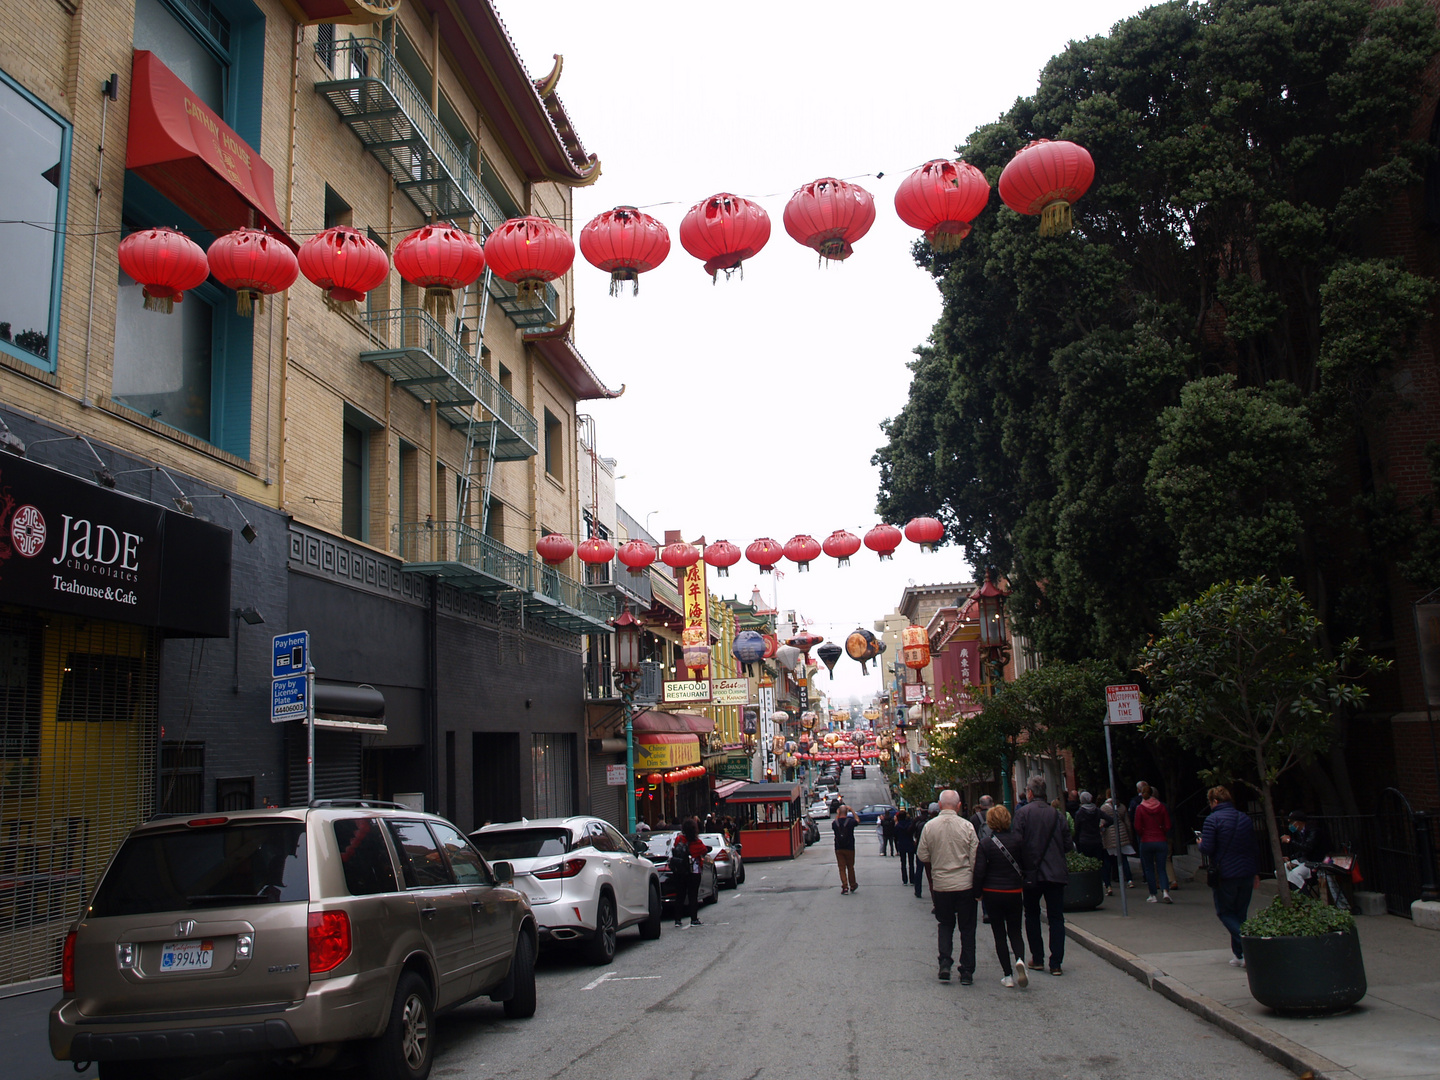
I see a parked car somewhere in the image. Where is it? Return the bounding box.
[700,833,745,888]
[851,765,867,779]
[471,817,661,965]
[641,832,719,910]
[855,803,896,824]
[808,801,831,820]
[51,800,537,1080]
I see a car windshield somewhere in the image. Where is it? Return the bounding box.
[700,833,726,850]
[90,821,309,918]
[645,832,681,856]
[472,828,572,860]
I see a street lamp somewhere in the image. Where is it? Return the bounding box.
[971,566,1013,802]
[613,607,643,834]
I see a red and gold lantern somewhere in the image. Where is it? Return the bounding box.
[618,539,657,576]
[482,215,575,304]
[782,534,822,572]
[579,205,671,296]
[745,538,783,574]
[904,516,945,552]
[393,222,485,317]
[679,193,770,280]
[206,228,299,316]
[703,540,742,577]
[782,178,876,261]
[822,529,862,567]
[298,225,390,305]
[660,542,700,569]
[893,159,991,253]
[118,227,209,314]
[863,524,902,561]
[998,139,1095,236]
[535,532,574,566]
[577,537,616,565]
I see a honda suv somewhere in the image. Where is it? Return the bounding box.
[50,801,538,1080]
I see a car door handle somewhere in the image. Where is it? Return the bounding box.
[420,906,437,918]
[471,899,485,909]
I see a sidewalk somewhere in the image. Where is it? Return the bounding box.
[1,978,71,1080]
[1065,879,1440,1080]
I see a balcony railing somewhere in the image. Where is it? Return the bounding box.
[360,308,480,428]
[584,557,652,607]
[474,363,538,461]
[535,564,617,628]
[584,659,617,702]
[487,274,560,330]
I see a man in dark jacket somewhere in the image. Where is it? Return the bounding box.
[1014,776,1071,975]
[1200,785,1260,966]
[832,805,859,894]
[1073,791,1108,860]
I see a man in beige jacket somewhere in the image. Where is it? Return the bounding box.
[915,789,980,984]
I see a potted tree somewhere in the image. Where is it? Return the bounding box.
[1141,577,1382,1014]
[1063,850,1105,911]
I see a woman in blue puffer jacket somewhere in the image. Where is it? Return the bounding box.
[1200,785,1260,966]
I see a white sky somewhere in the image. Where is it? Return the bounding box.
[495,0,1150,704]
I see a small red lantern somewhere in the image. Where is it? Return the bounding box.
[577,537,616,565]
[821,529,862,567]
[535,532,574,566]
[645,772,663,787]
[893,159,991,253]
[118,227,209,314]
[482,216,575,304]
[579,206,671,296]
[679,193,771,280]
[660,542,700,569]
[904,516,945,552]
[703,540,742,577]
[902,624,931,670]
[298,225,390,305]
[206,228,299,316]
[998,139,1095,236]
[783,534,822,571]
[618,539,657,576]
[783,178,876,261]
[745,538,783,574]
[864,524,902,561]
[393,222,485,317]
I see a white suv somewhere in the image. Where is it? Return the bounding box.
[471,817,661,964]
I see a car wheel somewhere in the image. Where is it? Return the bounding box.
[736,863,745,886]
[367,971,433,1080]
[638,881,663,940]
[584,893,617,965]
[502,931,536,1019]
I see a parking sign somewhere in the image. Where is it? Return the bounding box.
[1105,684,1143,725]
[273,631,309,679]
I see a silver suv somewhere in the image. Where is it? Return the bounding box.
[50,801,538,1080]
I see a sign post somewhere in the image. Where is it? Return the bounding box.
[1104,684,1143,916]
[273,631,315,803]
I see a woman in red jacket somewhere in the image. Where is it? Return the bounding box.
[1132,782,1173,903]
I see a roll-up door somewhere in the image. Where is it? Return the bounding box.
[287,728,361,804]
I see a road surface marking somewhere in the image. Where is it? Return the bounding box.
[581,971,616,991]
[612,975,662,982]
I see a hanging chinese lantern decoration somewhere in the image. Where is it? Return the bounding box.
[617,538,657,576]
[679,192,771,280]
[774,645,803,674]
[660,542,700,569]
[577,537,616,565]
[800,710,817,730]
[482,215,575,304]
[703,539,742,577]
[682,639,712,676]
[206,228,299,316]
[902,624,931,670]
[864,524,903,561]
[904,516,945,552]
[392,222,485,318]
[781,534,822,572]
[817,641,842,680]
[645,772,663,787]
[579,205,671,296]
[746,538,783,574]
[297,225,389,306]
[998,139,1095,236]
[761,632,779,659]
[845,627,881,674]
[733,630,767,674]
[535,532,574,565]
[782,177,876,262]
[894,159,992,253]
[820,529,861,568]
[118,227,210,314]
[786,631,823,660]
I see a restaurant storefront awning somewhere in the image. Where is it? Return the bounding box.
[636,732,700,770]
[632,710,712,734]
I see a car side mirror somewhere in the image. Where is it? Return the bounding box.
[491,860,514,886]
[633,839,649,855]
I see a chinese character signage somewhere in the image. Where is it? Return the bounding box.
[682,560,709,675]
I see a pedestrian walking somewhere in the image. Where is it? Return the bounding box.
[1200,785,1260,967]
[971,795,994,839]
[972,803,1028,989]
[914,790,979,985]
[910,808,929,897]
[832,804,859,893]
[895,809,917,885]
[670,820,707,927]
[881,810,897,856]
[1100,796,1136,893]
[1014,776,1071,976]
[1073,791,1106,861]
[1133,782,1173,903]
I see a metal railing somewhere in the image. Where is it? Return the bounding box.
[584,659,617,701]
[584,557,652,606]
[487,274,561,329]
[535,563,616,623]
[394,521,532,592]
[362,307,481,392]
[474,363,538,451]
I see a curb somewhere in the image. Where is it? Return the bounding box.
[1065,924,1358,1080]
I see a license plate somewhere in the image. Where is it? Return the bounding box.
[159,939,213,973]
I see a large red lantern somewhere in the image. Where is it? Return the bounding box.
[393,222,485,317]
[745,538,783,574]
[579,206,670,296]
[893,159,991,253]
[783,534,822,571]
[998,139,1095,236]
[118,227,209,314]
[618,539,657,576]
[703,540,742,577]
[821,529,861,567]
[782,178,876,261]
[535,532,574,566]
[902,624,931,670]
[483,216,576,304]
[298,225,389,304]
[206,228,298,316]
[660,542,700,569]
[864,524,902,562]
[577,537,616,565]
[679,193,770,280]
[904,516,945,553]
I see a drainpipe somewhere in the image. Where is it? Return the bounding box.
[428,576,440,811]
[80,74,119,407]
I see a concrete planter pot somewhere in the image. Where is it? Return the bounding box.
[1063,868,1104,912]
[1242,927,1367,1015]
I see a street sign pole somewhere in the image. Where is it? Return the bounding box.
[307,662,316,805]
[1104,683,1143,917]
[1104,719,1128,917]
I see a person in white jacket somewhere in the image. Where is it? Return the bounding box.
[915,789,980,984]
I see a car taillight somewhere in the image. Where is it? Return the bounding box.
[532,858,586,880]
[186,817,229,827]
[715,849,729,860]
[62,931,76,993]
[307,910,351,974]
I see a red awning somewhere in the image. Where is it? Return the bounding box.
[126,51,295,249]
[713,779,752,799]
[632,710,713,734]
[635,732,698,747]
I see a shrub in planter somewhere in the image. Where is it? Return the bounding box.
[1063,850,1104,911]
[1241,895,1366,1014]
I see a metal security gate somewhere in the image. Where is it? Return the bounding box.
[1376,787,1420,916]
[286,728,362,804]
[588,755,623,829]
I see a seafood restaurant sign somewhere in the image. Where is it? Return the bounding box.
[0,455,232,636]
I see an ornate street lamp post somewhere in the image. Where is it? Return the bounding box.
[971,567,1013,804]
[613,607,643,835]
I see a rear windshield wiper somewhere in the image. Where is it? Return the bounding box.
[185,892,278,906]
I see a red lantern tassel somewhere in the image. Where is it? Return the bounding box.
[609,269,639,298]
[1039,201,1073,237]
[425,285,455,320]
[235,290,261,318]
[142,288,179,315]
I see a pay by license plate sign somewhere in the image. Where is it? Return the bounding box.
[159,939,214,973]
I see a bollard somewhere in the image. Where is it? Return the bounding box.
[1417,811,1439,903]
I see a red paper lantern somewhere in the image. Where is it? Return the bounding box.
[118,227,209,314]
[902,624,931,670]
[393,222,485,316]
[821,529,862,567]
[904,516,945,552]
[206,228,299,316]
[783,534,822,571]
[535,532,574,566]
[864,524,902,561]
[998,139,1095,236]
[298,225,389,304]
[761,633,779,659]
[618,539,657,576]
[661,542,700,569]
[703,540,742,577]
[783,178,876,261]
[482,216,575,303]
[745,538,783,574]
[679,193,771,279]
[893,159,992,253]
[579,205,670,296]
[577,537,616,565]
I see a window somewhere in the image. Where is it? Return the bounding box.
[324,184,352,229]
[0,618,42,763]
[0,70,70,372]
[342,420,367,541]
[385,819,451,888]
[158,741,203,814]
[497,362,512,395]
[544,409,562,481]
[366,227,389,320]
[333,818,398,895]
[484,497,504,543]
[314,22,335,71]
[430,821,491,885]
[531,733,575,818]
